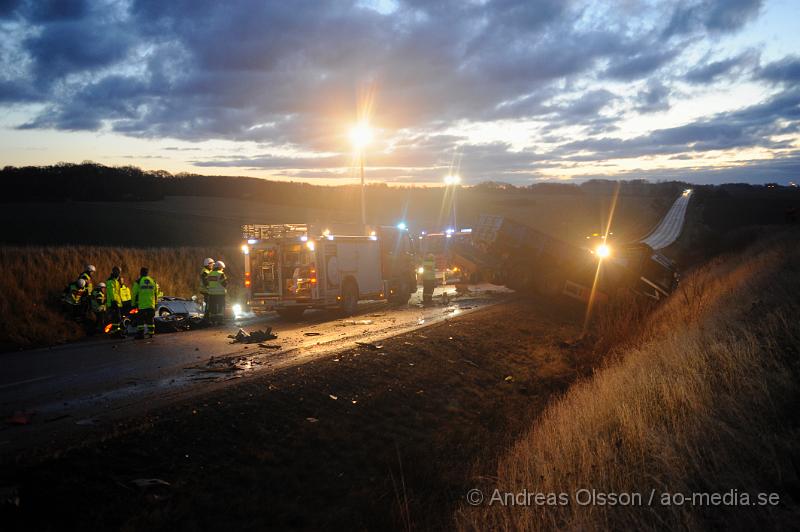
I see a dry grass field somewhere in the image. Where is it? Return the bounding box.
[457,229,800,530]
[0,246,243,349]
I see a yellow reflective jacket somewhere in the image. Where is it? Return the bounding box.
[132,276,159,309]
[106,277,122,307]
[206,270,228,295]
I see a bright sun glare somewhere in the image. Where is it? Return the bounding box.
[349,123,373,149]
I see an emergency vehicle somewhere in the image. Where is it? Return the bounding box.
[241,224,417,319]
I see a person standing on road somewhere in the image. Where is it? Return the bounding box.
[132,267,159,339]
[200,257,214,321]
[422,253,436,303]
[105,266,124,335]
[119,276,132,314]
[206,260,228,326]
[89,282,107,334]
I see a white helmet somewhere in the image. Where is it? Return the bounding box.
[76,278,86,288]
[204,257,214,267]
[85,264,96,273]
[98,282,106,289]
[214,260,225,269]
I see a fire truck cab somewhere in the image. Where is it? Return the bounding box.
[241,224,416,319]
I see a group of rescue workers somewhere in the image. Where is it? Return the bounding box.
[62,258,229,339]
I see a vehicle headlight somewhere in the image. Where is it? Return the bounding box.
[232,304,243,317]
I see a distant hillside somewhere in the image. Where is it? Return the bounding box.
[1,163,796,248]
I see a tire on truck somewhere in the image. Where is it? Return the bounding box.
[388,278,413,306]
[340,277,359,315]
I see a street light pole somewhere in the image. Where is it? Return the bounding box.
[360,152,366,228]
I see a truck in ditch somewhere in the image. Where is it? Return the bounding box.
[450,214,678,303]
[241,223,417,319]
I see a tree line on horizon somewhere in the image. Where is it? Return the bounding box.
[0,162,707,206]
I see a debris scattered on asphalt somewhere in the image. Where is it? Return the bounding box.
[462,358,479,368]
[258,343,282,349]
[229,327,277,344]
[131,478,171,488]
[355,341,383,350]
[304,332,322,336]
[75,418,98,426]
[188,355,260,373]
[329,394,338,400]
[306,417,319,423]
[504,375,514,382]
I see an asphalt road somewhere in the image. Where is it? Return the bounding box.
[0,284,509,453]
[640,189,692,250]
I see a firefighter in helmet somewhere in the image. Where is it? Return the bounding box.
[105,266,124,335]
[205,260,228,325]
[200,257,214,320]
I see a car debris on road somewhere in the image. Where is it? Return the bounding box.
[229,327,278,344]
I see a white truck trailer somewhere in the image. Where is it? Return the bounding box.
[241,223,417,319]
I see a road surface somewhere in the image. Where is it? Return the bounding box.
[640,189,692,250]
[0,284,508,453]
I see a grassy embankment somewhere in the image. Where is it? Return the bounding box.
[0,246,242,350]
[458,229,800,530]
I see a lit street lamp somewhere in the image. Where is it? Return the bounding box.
[349,123,373,228]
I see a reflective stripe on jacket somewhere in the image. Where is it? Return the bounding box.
[106,277,122,307]
[206,270,228,295]
[133,276,159,309]
[200,267,212,294]
[79,272,93,294]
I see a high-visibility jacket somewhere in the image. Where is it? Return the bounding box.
[132,275,159,309]
[120,284,131,304]
[106,276,122,307]
[422,258,436,281]
[64,282,85,305]
[206,270,228,295]
[200,267,212,294]
[90,289,106,312]
[79,272,93,294]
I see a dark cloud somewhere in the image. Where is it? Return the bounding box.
[605,49,678,80]
[558,87,800,158]
[663,0,762,37]
[1,0,733,144]
[757,55,800,84]
[0,0,787,185]
[571,150,800,185]
[684,50,758,84]
[634,81,671,112]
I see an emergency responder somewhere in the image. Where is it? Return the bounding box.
[206,260,228,325]
[63,278,87,319]
[200,257,214,320]
[89,282,107,334]
[105,267,123,335]
[119,276,132,313]
[78,264,96,295]
[422,253,436,303]
[132,267,159,339]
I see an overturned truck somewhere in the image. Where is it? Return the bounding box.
[451,214,679,303]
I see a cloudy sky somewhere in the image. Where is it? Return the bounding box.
[1,0,798,185]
